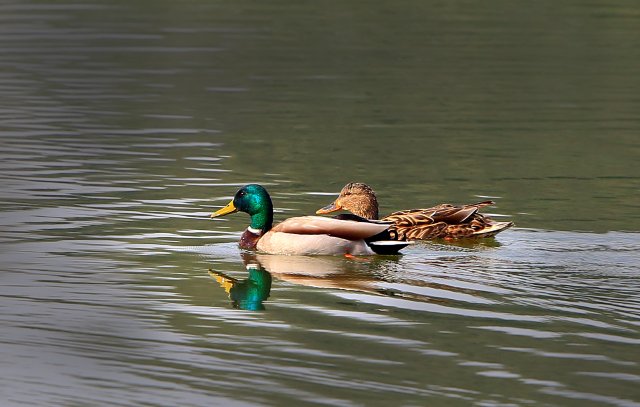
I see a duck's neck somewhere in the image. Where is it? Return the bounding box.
[356,206,379,220]
[239,207,273,250]
[249,203,273,232]
[351,198,379,220]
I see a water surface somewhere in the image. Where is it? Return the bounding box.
[1,1,639,406]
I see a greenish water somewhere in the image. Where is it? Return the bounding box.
[1,1,639,406]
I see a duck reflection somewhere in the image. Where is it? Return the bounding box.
[209,260,272,311]
[209,253,398,310]
[209,252,487,311]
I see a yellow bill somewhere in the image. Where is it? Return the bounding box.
[211,200,238,218]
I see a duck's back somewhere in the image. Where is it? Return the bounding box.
[257,216,390,255]
[382,201,512,240]
[271,216,389,240]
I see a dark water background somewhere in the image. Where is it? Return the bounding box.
[1,1,639,406]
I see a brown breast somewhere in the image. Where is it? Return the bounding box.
[239,229,261,250]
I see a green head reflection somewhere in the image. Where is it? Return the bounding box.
[209,262,272,311]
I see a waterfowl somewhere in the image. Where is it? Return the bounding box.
[210,184,409,255]
[316,183,513,240]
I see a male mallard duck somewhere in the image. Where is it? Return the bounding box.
[210,184,409,255]
[316,182,513,240]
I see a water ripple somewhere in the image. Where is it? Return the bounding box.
[1,1,639,405]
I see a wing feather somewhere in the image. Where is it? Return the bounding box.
[271,216,389,240]
[382,200,511,240]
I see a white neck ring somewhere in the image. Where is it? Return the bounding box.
[247,226,262,235]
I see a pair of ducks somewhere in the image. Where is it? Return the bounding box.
[211,183,514,256]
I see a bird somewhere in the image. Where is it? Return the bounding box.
[210,184,409,255]
[316,182,513,240]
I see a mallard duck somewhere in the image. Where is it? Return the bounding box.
[210,184,409,255]
[316,182,513,240]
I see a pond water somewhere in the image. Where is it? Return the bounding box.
[1,1,639,406]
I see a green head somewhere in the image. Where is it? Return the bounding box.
[211,184,274,232]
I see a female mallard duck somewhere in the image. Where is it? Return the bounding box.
[316,183,513,240]
[210,184,409,255]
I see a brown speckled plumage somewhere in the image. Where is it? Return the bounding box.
[316,183,514,240]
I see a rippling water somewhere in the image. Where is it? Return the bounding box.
[1,1,640,406]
